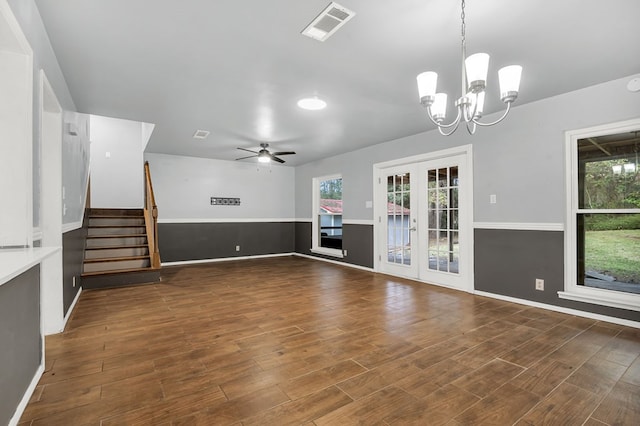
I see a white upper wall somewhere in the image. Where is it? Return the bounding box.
[145,153,295,221]
[7,0,89,228]
[141,122,154,151]
[8,0,74,110]
[295,74,640,223]
[89,115,145,209]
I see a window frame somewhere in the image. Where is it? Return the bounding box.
[561,118,640,312]
[311,173,344,258]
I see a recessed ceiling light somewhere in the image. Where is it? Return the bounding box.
[193,130,210,139]
[297,96,327,111]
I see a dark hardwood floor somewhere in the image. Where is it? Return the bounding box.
[20,256,640,425]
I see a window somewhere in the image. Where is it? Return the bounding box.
[312,174,343,257]
[562,120,640,311]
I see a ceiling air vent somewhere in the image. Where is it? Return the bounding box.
[192,130,210,139]
[301,2,355,42]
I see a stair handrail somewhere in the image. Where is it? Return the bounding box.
[144,161,161,268]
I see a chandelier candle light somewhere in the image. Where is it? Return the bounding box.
[416,0,522,136]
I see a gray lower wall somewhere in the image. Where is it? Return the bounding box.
[295,222,374,269]
[156,222,638,322]
[63,223,86,314]
[158,222,295,263]
[475,229,640,322]
[0,265,41,425]
[294,222,312,256]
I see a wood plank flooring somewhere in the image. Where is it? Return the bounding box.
[20,256,640,425]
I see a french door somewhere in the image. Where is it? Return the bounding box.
[377,152,472,292]
[381,164,419,278]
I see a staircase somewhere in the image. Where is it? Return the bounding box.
[81,208,161,289]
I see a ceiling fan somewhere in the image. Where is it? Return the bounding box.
[235,143,296,164]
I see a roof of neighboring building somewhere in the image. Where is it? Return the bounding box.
[387,203,411,215]
[320,199,342,214]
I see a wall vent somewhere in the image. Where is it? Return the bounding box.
[301,2,355,42]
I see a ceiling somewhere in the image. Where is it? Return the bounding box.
[35,0,640,166]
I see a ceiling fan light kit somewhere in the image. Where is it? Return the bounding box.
[416,0,522,136]
[236,143,296,164]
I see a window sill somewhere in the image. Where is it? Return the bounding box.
[310,247,344,259]
[558,290,640,312]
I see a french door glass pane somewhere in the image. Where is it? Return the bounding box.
[387,173,411,265]
[450,232,459,273]
[427,166,459,274]
[451,209,459,230]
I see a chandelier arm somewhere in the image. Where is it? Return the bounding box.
[462,98,477,123]
[424,107,443,127]
[439,119,462,136]
[426,105,463,129]
[468,92,480,122]
[472,102,512,127]
[465,121,477,135]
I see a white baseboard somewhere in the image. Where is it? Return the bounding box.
[62,287,82,331]
[9,363,44,426]
[294,253,374,272]
[474,290,640,329]
[162,252,295,267]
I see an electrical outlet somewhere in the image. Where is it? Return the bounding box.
[72,276,76,288]
[235,245,240,252]
[535,278,544,291]
[343,249,348,256]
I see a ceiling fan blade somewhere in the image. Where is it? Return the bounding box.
[271,155,285,164]
[272,151,296,156]
[237,147,258,154]
[235,155,257,161]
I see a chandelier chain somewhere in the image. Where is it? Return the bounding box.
[460,0,466,47]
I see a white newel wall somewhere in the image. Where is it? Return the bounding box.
[89,115,146,209]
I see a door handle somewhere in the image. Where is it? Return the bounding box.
[409,226,417,231]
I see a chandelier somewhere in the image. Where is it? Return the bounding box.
[416,0,522,136]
